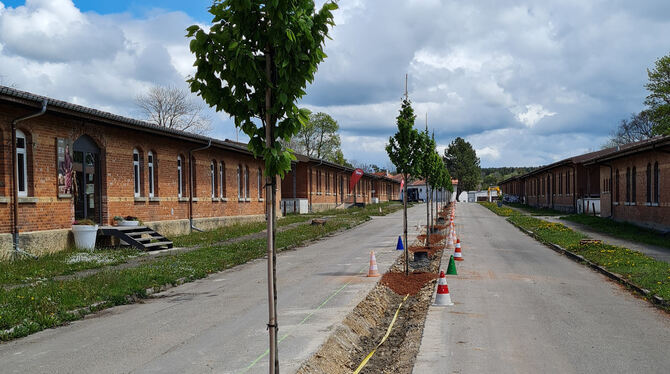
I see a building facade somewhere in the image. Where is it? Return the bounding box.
[1,86,275,257]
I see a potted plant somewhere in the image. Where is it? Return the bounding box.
[117,215,140,227]
[72,219,98,250]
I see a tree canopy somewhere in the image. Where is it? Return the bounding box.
[136,85,212,135]
[444,137,480,197]
[605,111,656,147]
[187,0,338,177]
[284,111,343,161]
[645,53,670,135]
[386,98,421,178]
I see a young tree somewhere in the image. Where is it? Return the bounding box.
[386,97,421,275]
[136,85,212,135]
[186,2,337,372]
[416,127,435,245]
[444,137,481,200]
[645,53,670,135]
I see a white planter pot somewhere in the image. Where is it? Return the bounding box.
[117,220,140,227]
[72,224,99,250]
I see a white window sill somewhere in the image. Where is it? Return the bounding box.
[221,197,228,202]
[178,197,189,202]
[613,202,619,206]
[0,196,8,204]
[651,202,659,207]
[630,202,636,206]
[149,197,161,202]
[645,202,651,206]
[238,198,244,202]
[212,197,220,202]
[245,198,251,202]
[192,197,199,202]
[134,197,147,202]
[259,198,265,202]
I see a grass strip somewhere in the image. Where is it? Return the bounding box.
[505,202,565,216]
[478,201,520,217]
[561,214,670,250]
[0,204,398,341]
[508,214,670,306]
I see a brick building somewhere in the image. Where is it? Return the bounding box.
[588,136,670,231]
[1,86,275,257]
[280,156,400,213]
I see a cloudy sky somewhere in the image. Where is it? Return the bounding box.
[1,0,670,168]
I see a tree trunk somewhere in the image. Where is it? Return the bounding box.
[425,185,430,247]
[403,173,408,276]
[264,46,278,374]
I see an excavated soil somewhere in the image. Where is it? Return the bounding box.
[416,233,446,245]
[408,244,442,258]
[297,226,447,374]
[380,271,439,296]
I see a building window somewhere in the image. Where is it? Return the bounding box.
[15,129,28,197]
[224,161,226,199]
[148,151,155,198]
[237,165,242,199]
[614,169,619,203]
[631,166,636,203]
[626,167,632,202]
[566,172,570,195]
[133,149,141,197]
[210,161,216,198]
[258,167,263,198]
[646,163,652,204]
[177,156,183,198]
[245,166,250,199]
[654,162,660,204]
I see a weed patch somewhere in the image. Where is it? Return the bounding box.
[562,215,670,250]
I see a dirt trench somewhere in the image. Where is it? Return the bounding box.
[297,211,450,374]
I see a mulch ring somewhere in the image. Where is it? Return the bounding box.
[380,271,439,296]
[416,234,446,245]
[407,244,442,257]
[433,224,447,230]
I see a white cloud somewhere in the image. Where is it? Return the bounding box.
[476,146,501,161]
[514,104,557,127]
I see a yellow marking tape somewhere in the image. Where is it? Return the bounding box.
[353,294,410,374]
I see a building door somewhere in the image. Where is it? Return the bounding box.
[73,135,101,223]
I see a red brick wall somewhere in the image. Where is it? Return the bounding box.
[603,150,670,230]
[0,102,273,234]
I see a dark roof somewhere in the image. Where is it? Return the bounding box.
[584,135,670,164]
[0,84,253,155]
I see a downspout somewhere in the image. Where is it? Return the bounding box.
[11,99,47,259]
[188,139,211,232]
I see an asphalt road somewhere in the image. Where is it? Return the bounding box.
[0,204,426,374]
[414,202,670,374]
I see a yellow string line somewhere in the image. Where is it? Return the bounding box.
[353,294,410,374]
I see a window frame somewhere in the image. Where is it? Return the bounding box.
[177,156,183,198]
[15,129,28,197]
[148,151,155,198]
[133,149,141,197]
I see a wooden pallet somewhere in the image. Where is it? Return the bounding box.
[99,226,173,251]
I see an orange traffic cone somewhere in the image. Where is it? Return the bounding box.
[434,270,454,306]
[367,251,380,277]
[454,238,464,261]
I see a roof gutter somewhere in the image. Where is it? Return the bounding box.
[11,99,47,259]
[188,139,212,232]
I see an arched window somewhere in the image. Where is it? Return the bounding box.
[245,166,250,199]
[654,161,661,204]
[190,156,198,197]
[646,163,652,204]
[177,156,183,198]
[631,166,637,203]
[566,171,570,195]
[626,167,630,203]
[237,165,242,199]
[210,161,216,198]
[15,129,28,197]
[133,149,141,197]
[258,167,263,198]
[148,151,155,198]
[224,161,226,199]
[615,169,619,203]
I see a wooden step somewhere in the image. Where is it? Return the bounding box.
[143,241,173,249]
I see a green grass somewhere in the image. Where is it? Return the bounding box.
[170,221,267,247]
[562,215,670,250]
[0,202,399,341]
[0,248,143,287]
[508,214,670,306]
[478,201,520,217]
[505,202,565,216]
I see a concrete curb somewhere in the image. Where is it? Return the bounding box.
[507,219,669,309]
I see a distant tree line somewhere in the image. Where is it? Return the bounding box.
[480,167,537,187]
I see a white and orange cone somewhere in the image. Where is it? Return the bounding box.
[434,270,454,306]
[454,238,464,261]
[367,251,380,277]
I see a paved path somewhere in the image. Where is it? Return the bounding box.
[542,216,670,263]
[414,202,670,374]
[0,205,426,374]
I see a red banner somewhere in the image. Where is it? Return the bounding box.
[400,178,404,192]
[349,168,364,191]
